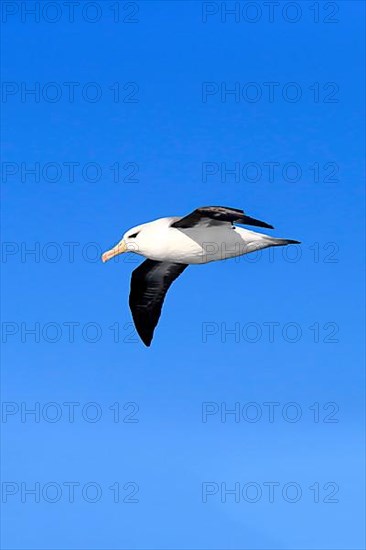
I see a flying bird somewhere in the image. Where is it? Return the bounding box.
[102,206,300,346]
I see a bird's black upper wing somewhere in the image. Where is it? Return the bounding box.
[129,259,188,346]
[171,206,273,230]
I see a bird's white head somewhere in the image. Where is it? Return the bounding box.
[101,224,145,263]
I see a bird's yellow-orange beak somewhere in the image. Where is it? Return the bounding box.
[101,239,127,263]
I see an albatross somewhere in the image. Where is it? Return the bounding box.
[102,206,300,346]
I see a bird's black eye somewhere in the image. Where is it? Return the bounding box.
[129,232,139,239]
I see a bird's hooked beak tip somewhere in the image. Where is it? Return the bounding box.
[101,240,127,263]
[101,252,111,263]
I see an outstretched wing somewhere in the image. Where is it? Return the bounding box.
[129,259,188,346]
[171,205,273,230]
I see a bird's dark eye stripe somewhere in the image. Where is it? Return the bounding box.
[129,232,140,239]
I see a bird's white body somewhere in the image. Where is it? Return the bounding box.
[102,205,300,345]
[127,217,277,264]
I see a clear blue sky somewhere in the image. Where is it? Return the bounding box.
[1,1,365,549]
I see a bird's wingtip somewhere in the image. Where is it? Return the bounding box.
[140,333,153,347]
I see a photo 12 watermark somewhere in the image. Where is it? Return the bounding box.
[1,161,139,184]
[201,2,340,24]
[1,2,140,24]
[2,481,139,503]
[1,81,139,104]
[201,481,339,503]
[1,240,339,265]
[201,321,340,343]
[1,321,141,344]
[201,401,340,423]
[201,161,340,184]
[1,401,140,423]
[1,241,142,264]
[201,81,339,104]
